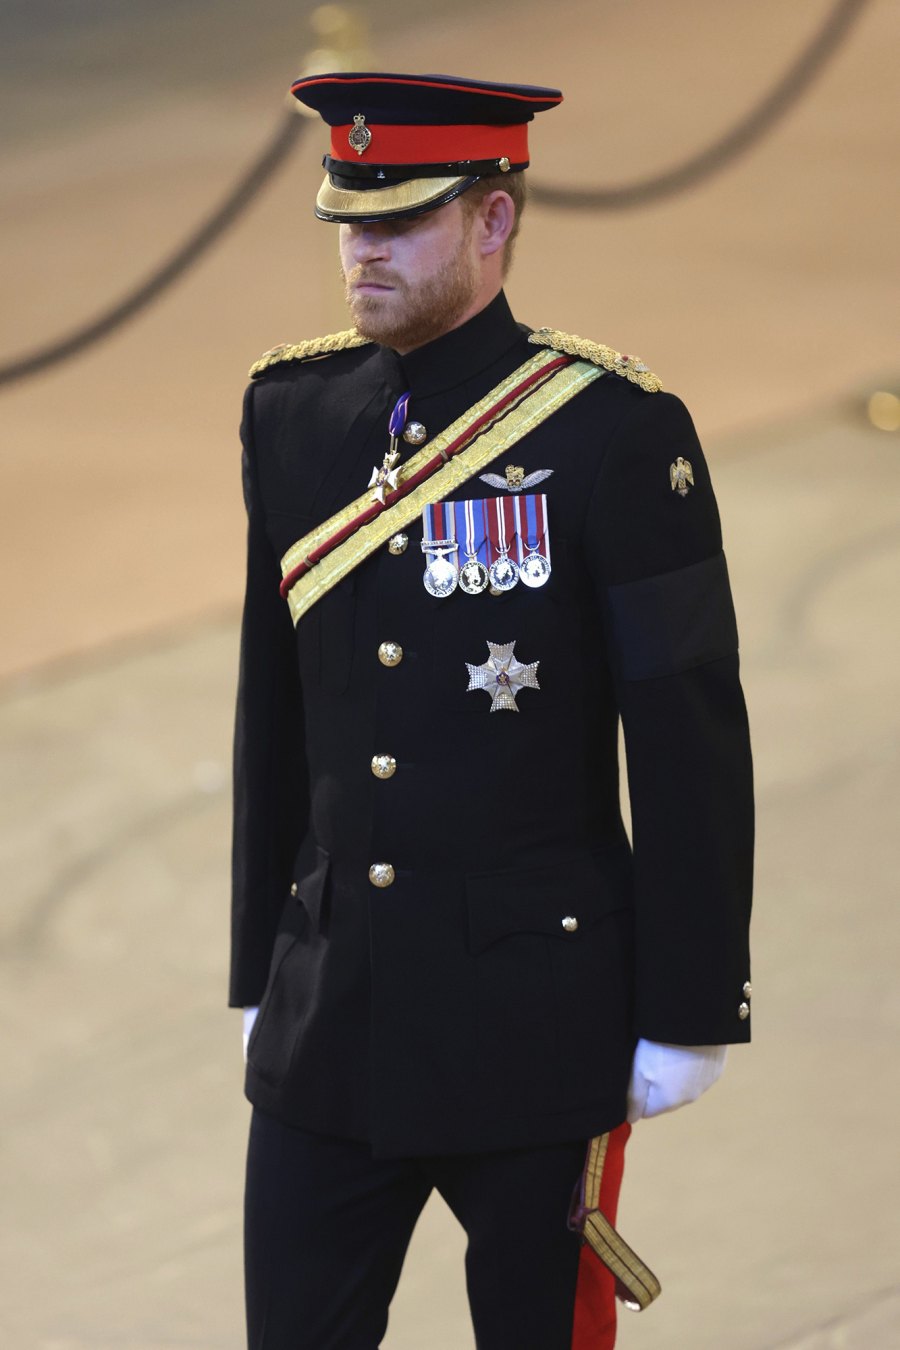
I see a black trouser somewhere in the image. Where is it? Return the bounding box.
[245,1108,587,1350]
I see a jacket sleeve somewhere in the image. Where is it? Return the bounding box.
[229,382,309,1007]
[584,390,754,1045]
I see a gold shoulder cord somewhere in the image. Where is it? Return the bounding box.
[249,329,372,379]
[529,327,662,394]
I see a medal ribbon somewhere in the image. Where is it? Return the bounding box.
[389,392,412,440]
[489,494,519,568]
[422,500,455,547]
[456,497,485,562]
[517,492,550,564]
[480,497,491,568]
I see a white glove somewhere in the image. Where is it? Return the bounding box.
[242,1006,259,1063]
[626,1039,727,1122]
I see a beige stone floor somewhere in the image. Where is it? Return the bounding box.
[1,1,899,1347]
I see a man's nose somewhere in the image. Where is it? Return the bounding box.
[348,224,391,263]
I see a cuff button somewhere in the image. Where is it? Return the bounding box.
[738,1002,750,1020]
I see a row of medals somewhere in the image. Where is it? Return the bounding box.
[421,538,551,599]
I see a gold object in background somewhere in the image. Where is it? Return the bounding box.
[292,6,372,111]
[867,390,900,432]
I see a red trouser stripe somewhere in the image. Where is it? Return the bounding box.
[570,1122,631,1350]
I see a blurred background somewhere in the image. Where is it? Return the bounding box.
[1,1,898,1346]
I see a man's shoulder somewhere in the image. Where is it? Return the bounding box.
[527,327,662,394]
[248,329,373,380]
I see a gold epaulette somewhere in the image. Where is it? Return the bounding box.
[249,329,372,379]
[528,327,662,394]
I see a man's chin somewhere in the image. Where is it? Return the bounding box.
[347,296,398,342]
[350,307,427,351]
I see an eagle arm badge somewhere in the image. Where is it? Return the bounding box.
[669,456,694,497]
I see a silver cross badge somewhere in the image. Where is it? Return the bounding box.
[465,640,540,712]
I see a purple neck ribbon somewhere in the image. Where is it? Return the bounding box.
[388,391,412,439]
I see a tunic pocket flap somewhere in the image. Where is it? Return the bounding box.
[466,847,632,955]
[293,845,331,932]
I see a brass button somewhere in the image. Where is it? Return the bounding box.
[403,422,427,446]
[387,533,409,555]
[378,641,403,667]
[499,156,511,173]
[738,1002,750,1020]
[561,916,579,933]
[743,981,753,999]
[369,862,395,888]
[371,754,397,780]
[290,882,298,897]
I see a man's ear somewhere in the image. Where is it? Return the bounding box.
[475,191,515,259]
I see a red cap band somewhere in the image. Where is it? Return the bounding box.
[330,121,529,167]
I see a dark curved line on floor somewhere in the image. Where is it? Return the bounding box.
[528,0,872,210]
[5,788,223,956]
[0,111,306,388]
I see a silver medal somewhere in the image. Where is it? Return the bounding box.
[421,522,458,599]
[458,497,489,594]
[514,492,552,590]
[459,559,489,594]
[423,552,458,598]
[488,554,519,591]
[519,550,551,588]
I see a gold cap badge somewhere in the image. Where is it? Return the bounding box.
[348,114,372,157]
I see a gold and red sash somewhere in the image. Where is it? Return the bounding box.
[279,348,604,625]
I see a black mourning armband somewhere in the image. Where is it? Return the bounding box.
[605,550,738,682]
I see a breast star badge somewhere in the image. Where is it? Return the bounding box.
[369,448,402,505]
[465,640,540,712]
[670,456,694,497]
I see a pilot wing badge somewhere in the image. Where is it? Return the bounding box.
[479,466,554,493]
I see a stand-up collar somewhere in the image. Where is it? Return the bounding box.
[376,291,523,399]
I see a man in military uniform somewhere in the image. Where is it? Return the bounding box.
[231,72,753,1350]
